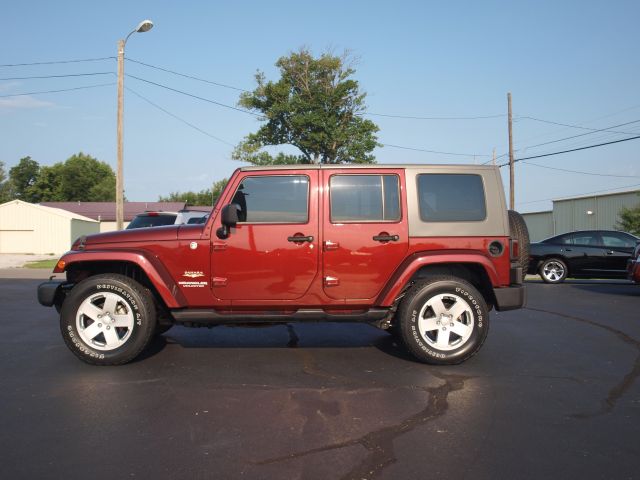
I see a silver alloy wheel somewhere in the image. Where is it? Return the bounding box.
[417,293,474,351]
[542,260,565,282]
[75,292,135,351]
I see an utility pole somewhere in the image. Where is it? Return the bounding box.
[116,39,125,230]
[492,148,496,166]
[115,20,154,231]
[507,92,515,210]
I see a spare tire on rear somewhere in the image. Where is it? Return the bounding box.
[508,210,530,283]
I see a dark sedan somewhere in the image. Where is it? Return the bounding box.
[528,230,639,283]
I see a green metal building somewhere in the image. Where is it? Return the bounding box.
[522,189,640,242]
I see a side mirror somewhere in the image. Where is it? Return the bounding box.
[221,204,239,227]
[216,204,239,239]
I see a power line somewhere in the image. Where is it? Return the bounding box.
[0,82,115,98]
[498,135,640,166]
[521,161,640,178]
[126,58,510,121]
[484,117,640,165]
[381,143,490,158]
[126,57,248,92]
[517,183,640,206]
[125,86,235,147]
[520,120,640,155]
[518,119,640,150]
[0,57,115,67]
[126,74,259,116]
[0,72,114,81]
[517,115,636,135]
[363,112,505,120]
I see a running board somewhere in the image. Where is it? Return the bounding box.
[170,308,390,325]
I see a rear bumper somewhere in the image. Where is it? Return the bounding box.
[494,261,526,311]
[37,280,67,307]
[494,284,526,311]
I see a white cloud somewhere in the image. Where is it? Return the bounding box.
[0,95,54,110]
[0,81,22,92]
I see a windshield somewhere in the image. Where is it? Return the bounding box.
[126,214,177,229]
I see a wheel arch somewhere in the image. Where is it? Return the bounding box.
[377,253,499,309]
[538,254,571,276]
[56,251,186,309]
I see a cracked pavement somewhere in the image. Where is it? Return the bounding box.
[0,272,639,479]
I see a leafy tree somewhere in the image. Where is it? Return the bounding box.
[58,153,115,202]
[159,178,229,206]
[8,156,40,202]
[232,48,379,165]
[6,152,116,203]
[617,200,640,236]
[29,163,64,201]
[0,161,10,203]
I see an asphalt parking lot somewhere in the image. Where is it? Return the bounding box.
[1,269,638,479]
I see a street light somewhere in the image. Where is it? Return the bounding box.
[116,19,154,230]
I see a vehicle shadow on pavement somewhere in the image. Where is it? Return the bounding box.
[569,283,639,297]
[135,323,410,362]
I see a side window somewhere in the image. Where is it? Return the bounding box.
[557,234,573,245]
[572,233,598,246]
[601,233,635,248]
[417,174,486,222]
[232,175,309,223]
[330,174,401,222]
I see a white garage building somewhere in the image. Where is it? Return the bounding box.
[0,200,99,254]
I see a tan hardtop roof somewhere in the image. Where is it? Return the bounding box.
[240,164,498,172]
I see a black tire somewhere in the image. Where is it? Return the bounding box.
[539,257,568,284]
[396,275,489,365]
[508,210,530,282]
[60,274,157,365]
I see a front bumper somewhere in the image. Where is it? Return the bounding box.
[37,280,68,308]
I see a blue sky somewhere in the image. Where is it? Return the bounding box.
[1,0,639,211]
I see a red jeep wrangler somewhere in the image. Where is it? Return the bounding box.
[38,165,528,366]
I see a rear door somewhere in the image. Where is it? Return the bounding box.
[322,169,408,300]
[568,232,606,275]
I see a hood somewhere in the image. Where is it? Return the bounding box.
[81,225,181,246]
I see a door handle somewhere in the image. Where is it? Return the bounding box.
[287,235,314,243]
[324,240,339,251]
[373,234,399,242]
[606,250,614,255]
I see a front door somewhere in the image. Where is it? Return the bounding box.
[322,169,409,300]
[599,231,637,275]
[210,171,319,301]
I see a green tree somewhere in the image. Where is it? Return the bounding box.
[159,178,229,206]
[0,161,10,203]
[8,156,40,202]
[58,152,115,202]
[617,200,640,236]
[232,48,379,165]
[16,152,116,202]
[29,163,64,201]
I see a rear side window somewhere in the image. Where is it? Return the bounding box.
[232,175,309,223]
[571,233,599,246]
[330,174,401,222]
[417,174,486,222]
